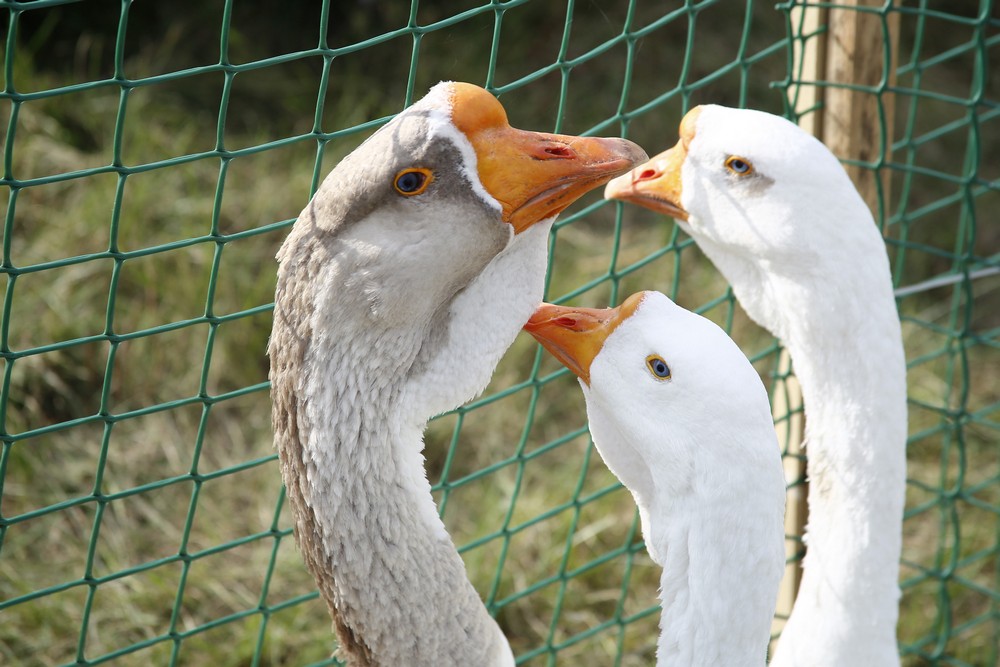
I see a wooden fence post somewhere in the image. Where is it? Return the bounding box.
[821,0,901,214]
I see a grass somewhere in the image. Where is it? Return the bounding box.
[1,2,999,666]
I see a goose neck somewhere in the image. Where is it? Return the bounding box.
[276,324,513,665]
[650,477,784,667]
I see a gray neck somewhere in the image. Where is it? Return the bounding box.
[269,226,514,665]
[277,325,511,666]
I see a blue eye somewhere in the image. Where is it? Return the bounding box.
[725,156,753,175]
[394,168,432,195]
[646,355,671,379]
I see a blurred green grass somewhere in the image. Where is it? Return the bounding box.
[1,2,998,666]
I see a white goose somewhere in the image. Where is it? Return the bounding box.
[524,290,786,666]
[605,105,907,666]
[268,81,645,665]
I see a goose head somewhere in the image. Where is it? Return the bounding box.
[604,105,881,333]
[273,81,646,418]
[524,291,783,564]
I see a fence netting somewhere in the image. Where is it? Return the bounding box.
[0,1,997,666]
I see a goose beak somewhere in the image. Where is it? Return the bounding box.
[523,293,646,385]
[603,106,702,222]
[450,83,648,233]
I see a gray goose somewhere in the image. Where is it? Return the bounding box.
[268,81,645,666]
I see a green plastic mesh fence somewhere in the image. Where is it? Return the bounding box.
[0,1,997,665]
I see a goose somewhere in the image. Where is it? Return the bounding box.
[268,81,645,666]
[524,290,786,666]
[605,105,907,666]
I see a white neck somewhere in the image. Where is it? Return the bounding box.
[585,394,785,666]
[401,220,553,422]
[647,445,785,667]
[715,245,908,666]
[769,277,906,666]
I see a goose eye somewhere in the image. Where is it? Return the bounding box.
[646,355,671,380]
[394,168,433,195]
[725,156,753,176]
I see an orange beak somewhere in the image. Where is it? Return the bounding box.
[450,83,648,233]
[523,293,645,385]
[603,106,702,222]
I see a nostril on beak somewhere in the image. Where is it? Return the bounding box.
[634,168,659,183]
[544,145,574,158]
